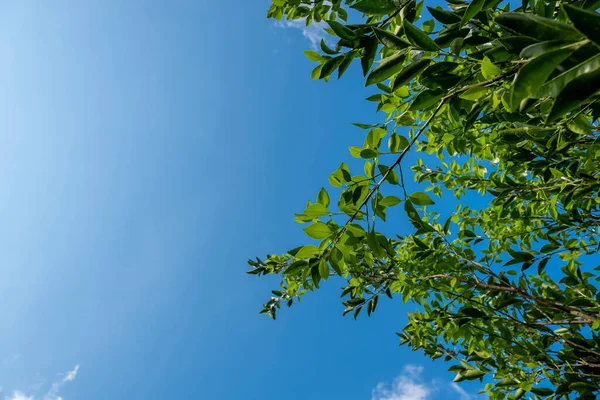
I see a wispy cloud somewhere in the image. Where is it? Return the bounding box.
[274,18,329,50]
[4,365,80,400]
[372,365,478,400]
[450,382,474,400]
[43,365,79,400]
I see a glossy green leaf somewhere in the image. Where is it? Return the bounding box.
[409,192,435,205]
[520,40,579,58]
[327,20,357,40]
[303,222,332,239]
[547,66,600,121]
[563,5,600,47]
[461,0,486,26]
[366,51,407,86]
[538,53,600,97]
[404,21,440,51]
[495,13,582,41]
[392,58,431,90]
[362,36,379,76]
[284,260,308,275]
[409,89,445,111]
[512,44,580,107]
[427,6,461,24]
[373,27,410,50]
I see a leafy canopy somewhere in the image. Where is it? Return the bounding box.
[252,0,600,398]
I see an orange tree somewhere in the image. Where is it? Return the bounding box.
[250,0,600,398]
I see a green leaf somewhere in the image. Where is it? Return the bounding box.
[427,6,461,24]
[388,133,409,152]
[373,27,410,50]
[539,52,600,97]
[295,245,318,259]
[461,369,487,380]
[352,0,397,15]
[410,89,445,111]
[461,0,486,26]
[409,192,435,205]
[303,222,332,239]
[318,258,329,280]
[380,196,401,206]
[338,54,354,78]
[362,36,379,76]
[481,57,501,79]
[512,43,580,108]
[547,66,600,121]
[327,20,357,40]
[320,55,345,79]
[459,86,488,100]
[404,21,440,51]
[391,58,431,90]
[285,260,308,275]
[317,187,330,207]
[360,149,379,158]
[423,19,435,34]
[530,388,554,396]
[520,40,578,59]
[563,5,600,47]
[305,203,329,217]
[495,13,582,41]
[303,50,322,61]
[366,51,407,86]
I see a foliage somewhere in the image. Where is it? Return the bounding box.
[251,0,600,398]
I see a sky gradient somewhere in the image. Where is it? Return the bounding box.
[0,1,481,399]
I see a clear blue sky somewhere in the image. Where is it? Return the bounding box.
[0,1,480,399]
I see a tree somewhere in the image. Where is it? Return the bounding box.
[249,0,600,398]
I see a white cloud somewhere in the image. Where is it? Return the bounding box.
[450,382,473,400]
[7,392,33,400]
[372,365,434,400]
[43,365,79,400]
[372,365,478,400]
[274,18,329,50]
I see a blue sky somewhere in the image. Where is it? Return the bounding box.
[0,1,481,399]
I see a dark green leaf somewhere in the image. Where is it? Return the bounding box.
[512,43,580,108]
[392,58,431,90]
[373,27,410,50]
[563,4,600,47]
[327,20,357,40]
[410,89,445,111]
[538,53,600,97]
[404,21,440,51]
[366,51,407,86]
[495,13,582,41]
[427,6,461,24]
[352,0,397,15]
[548,66,600,121]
